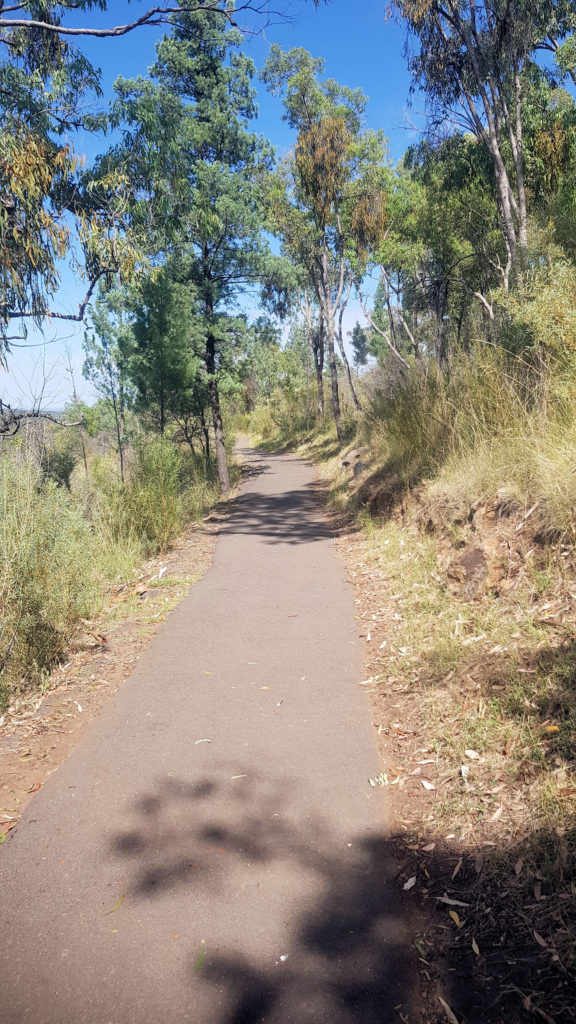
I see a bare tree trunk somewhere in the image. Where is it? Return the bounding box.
[118,382,126,484]
[336,297,361,411]
[199,406,211,471]
[299,291,324,417]
[159,386,165,436]
[513,66,527,248]
[324,304,342,439]
[112,394,125,484]
[320,254,342,440]
[313,334,325,416]
[382,269,420,360]
[205,329,229,496]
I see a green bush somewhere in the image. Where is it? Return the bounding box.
[0,429,222,707]
[0,454,98,707]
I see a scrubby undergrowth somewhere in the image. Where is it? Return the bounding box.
[0,433,221,709]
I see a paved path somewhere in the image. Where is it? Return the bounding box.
[0,444,416,1024]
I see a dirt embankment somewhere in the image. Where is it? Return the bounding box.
[335,453,576,1024]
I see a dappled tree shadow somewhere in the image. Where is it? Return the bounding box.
[109,768,576,1023]
[221,483,333,546]
[109,769,421,1023]
[226,447,334,545]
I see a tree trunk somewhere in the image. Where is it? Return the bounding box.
[159,386,165,436]
[336,314,361,411]
[200,406,211,472]
[325,306,342,440]
[205,330,229,496]
[118,383,126,484]
[112,394,125,484]
[513,67,528,248]
[311,326,325,416]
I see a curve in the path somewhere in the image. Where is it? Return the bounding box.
[0,445,418,1024]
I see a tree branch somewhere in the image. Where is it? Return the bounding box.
[356,287,410,369]
[0,400,84,437]
[3,270,107,327]
[0,2,273,38]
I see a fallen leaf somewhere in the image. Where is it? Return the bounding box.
[421,780,435,791]
[451,857,463,881]
[26,783,41,794]
[436,896,470,907]
[545,725,559,733]
[403,876,417,891]
[464,749,481,760]
[474,854,485,874]
[193,949,205,973]
[105,894,125,916]
[471,937,480,955]
[449,910,461,928]
[438,995,460,1024]
[515,856,524,876]
[533,930,548,948]
[421,843,436,852]
[490,804,503,821]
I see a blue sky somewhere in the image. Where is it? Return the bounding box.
[2,0,423,407]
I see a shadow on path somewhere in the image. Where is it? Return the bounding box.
[222,474,333,545]
[110,771,420,1024]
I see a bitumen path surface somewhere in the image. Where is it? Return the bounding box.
[0,443,417,1024]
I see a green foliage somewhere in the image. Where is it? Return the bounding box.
[0,417,219,706]
[500,247,576,356]
[128,269,200,435]
[351,322,369,369]
[126,437,187,553]
[0,451,98,707]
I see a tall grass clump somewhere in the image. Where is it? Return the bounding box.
[0,429,222,707]
[0,452,99,708]
[126,437,187,553]
[361,344,576,539]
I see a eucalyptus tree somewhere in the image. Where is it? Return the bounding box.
[393,0,576,286]
[109,8,275,494]
[0,1,117,354]
[83,287,135,482]
[262,46,386,436]
[0,0,278,425]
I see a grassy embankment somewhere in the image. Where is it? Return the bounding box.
[0,431,224,711]
[241,345,576,1022]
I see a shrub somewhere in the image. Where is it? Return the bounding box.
[0,453,98,707]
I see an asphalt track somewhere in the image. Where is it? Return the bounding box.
[0,443,417,1024]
